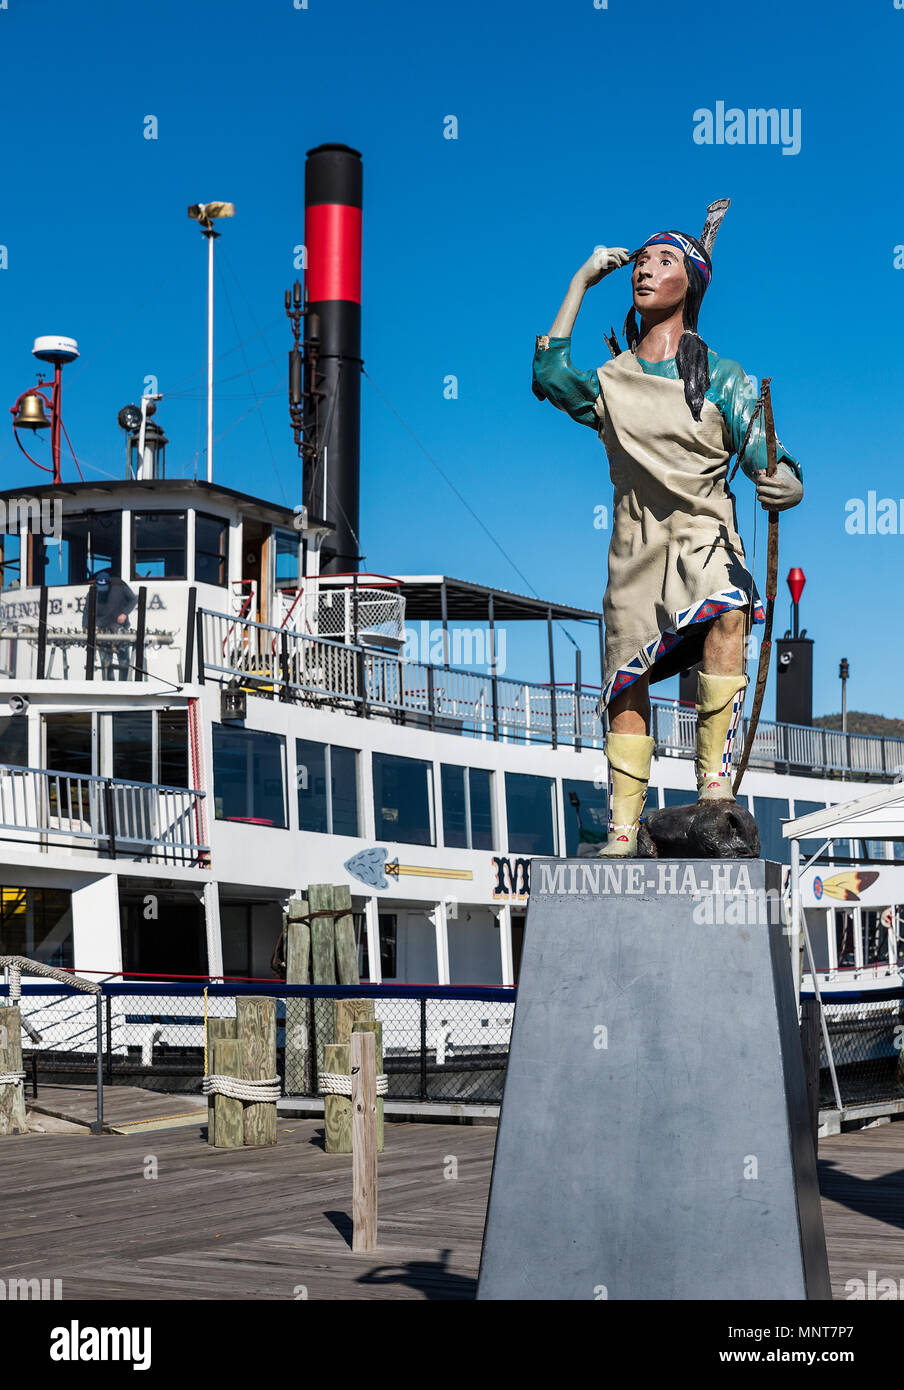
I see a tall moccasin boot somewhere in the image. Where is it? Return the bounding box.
[594,731,655,857]
[696,671,748,802]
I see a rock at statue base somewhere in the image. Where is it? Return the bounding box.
[576,801,760,860]
[645,800,760,858]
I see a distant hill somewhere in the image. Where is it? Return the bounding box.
[814,712,904,738]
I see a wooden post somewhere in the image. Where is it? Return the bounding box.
[335,997,374,1045]
[0,1007,28,1135]
[351,1030,378,1252]
[353,1019,384,1153]
[238,996,277,1147]
[211,1037,243,1149]
[323,1042,352,1154]
[206,1018,237,1145]
[333,884,359,985]
[285,897,311,1094]
[309,883,337,1085]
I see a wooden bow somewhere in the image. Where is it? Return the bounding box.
[732,376,779,794]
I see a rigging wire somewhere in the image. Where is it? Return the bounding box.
[214,264,287,503]
[361,367,582,651]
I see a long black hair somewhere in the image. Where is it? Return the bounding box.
[622,233,712,421]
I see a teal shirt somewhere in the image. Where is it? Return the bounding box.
[532,337,801,483]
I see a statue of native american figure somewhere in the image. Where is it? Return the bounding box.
[533,205,803,858]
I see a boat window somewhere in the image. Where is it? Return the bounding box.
[274,530,300,589]
[0,714,28,767]
[357,912,398,981]
[441,765,493,850]
[805,910,830,971]
[505,772,557,856]
[0,886,73,969]
[863,910,888,966]
[372,752,434,847]
[45,712,94,776]
[752,797,791,864]
[0,533,21,591]
[111,711,154,784]
[35,511,122,586]
[132,511,186,580]
[195,513,229,587]
[562,778,608,855]
[221,904,253,978]
[792,800,829,860]
[662,787,697,808]
[296,738,359,837]
[212,724,287,827]
[835,910,856,968]
[158,710,189,788]
[120,895,206,975]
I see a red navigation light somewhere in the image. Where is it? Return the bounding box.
[787,568,806,605]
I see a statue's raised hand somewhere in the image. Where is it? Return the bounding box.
[575,246,632,289]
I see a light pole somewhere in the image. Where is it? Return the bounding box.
[187,201,235,483]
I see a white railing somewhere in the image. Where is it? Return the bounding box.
[199,609,904,779]
[0,764,207,864]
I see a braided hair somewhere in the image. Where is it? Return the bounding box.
[622,232,712,421]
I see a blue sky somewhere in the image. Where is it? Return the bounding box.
[0,0,901,717]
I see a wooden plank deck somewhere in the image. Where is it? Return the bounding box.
[1,1116,902,1299]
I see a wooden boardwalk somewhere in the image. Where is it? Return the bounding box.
[1,1115,903,1299]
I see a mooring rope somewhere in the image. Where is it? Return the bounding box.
[0,1071,26,1085]
[202,1074,281,1102]
[319,1071,389,1097]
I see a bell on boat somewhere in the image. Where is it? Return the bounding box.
[13,393,50,431]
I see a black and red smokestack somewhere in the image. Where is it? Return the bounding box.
[303,143,362,573]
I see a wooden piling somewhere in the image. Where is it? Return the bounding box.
[285,897,311,1094]
[353,1019,384,1153]
[211,1038,243,1149]
[351,1030,378,1252]
[0,1007,28,1136]
[334,997,374,1045]
[206,1017,237,1146]
[323,1042,352,1154]
[333,885,359,985]
[238,996,277,1147]
[309,883,337,1084]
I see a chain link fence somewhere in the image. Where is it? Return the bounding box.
[4,981,515,1106]
[16,976,904,1116]
[812,988,904,1110]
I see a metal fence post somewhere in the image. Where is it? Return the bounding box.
[419,996,428,1101]
[134,587,147,681]
[36,585,48,681]
[195,608,206,685]
[184,586,197,683]
[85,583,97,681]
[91,994,104,1134]
[105,993,113,1083]
[279,630,290,703]
[573,648,582,752]
[103,780,118,859]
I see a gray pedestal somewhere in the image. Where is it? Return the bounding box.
[477,858,831,1301]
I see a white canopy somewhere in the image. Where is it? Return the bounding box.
[783,779,904,843]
